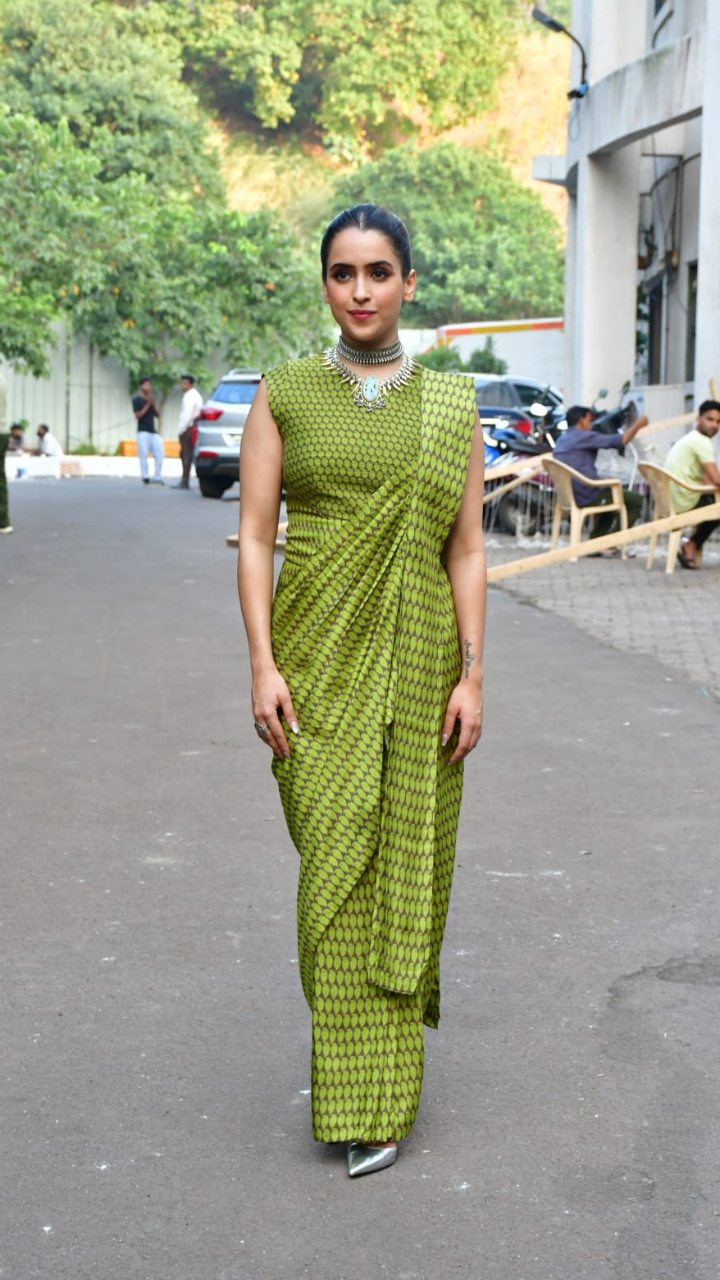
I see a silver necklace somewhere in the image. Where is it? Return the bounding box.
[324,344,416,411]
[336,336,403,366]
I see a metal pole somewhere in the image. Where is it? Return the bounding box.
[65,322,71,453]
[88,341,94,449]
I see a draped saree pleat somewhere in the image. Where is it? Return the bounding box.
[266,356,475,1142]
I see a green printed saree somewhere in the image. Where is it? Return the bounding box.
[266,356,476,1143]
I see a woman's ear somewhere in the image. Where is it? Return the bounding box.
[403,270,417,303]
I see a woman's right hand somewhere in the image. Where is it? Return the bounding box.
[251,665,299,758]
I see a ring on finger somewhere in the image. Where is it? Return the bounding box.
[254,721,270,738]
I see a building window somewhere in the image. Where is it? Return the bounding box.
[686,262,697,384]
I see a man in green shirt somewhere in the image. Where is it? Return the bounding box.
[665,400,720,569]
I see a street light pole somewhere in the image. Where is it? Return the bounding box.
[531,6,589,97]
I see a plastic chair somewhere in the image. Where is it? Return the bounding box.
[638,462,718,573]
[542,457,627,560]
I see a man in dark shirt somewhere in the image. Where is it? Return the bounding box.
[554,404,648,545]
[132,377,165,486]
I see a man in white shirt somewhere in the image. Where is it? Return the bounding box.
[173,374,204,490]
[35,424,63,458]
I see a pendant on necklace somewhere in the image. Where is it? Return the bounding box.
[362,375,380,403]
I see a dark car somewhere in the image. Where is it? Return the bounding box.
[473,374,564,435]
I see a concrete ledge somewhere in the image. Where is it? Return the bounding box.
[585,32,703,157]
[6,456,182,480]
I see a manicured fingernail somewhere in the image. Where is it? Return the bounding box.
[290,721,299,735]
[441,734,448,746]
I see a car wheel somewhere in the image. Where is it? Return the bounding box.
[198,475,234,499]
[497,490,540,537]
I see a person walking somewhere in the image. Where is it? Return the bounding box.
[237,204,487,1178]
[132,377,164,485]
[173,374,203,490]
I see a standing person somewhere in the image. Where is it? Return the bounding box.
[237,204,487,1178]
[35,424,63,458]
[554,404,648,553]
[132,377,164,486]
[173,374,203,490]
[0,369,11,534]
[664,400,720,569]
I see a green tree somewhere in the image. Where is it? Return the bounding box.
[0,108,328,385]
[70,202,330,400]
[416,338,507,374]
[332,141,564,325]
[120,0,519,153]
[0,0,222,198]
[0,109,147,375]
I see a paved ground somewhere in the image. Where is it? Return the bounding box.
[484,530,720,701]
[3,479,720,1280]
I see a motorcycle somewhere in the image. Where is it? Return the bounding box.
[483,401,563,536]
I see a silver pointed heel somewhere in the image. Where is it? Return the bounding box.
[347,1142,397,1178]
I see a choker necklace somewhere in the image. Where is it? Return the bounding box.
[337,336,403,366]
[324,343,416,410]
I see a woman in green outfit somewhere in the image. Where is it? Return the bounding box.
[237,204,487,1178]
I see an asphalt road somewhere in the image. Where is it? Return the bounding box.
[2,479,720,1280]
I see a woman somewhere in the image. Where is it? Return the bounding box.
[237,204,486,1178]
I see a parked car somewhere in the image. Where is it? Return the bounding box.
[194,368,262,498]
[473,374,564,436]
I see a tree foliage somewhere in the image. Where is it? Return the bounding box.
[0,107,328,381]
[113,0,519,153]
[416,339,508,374]
[0,0,222,197]
[71,203,329,396]
[0,109,145,376]
[332,141,564,326]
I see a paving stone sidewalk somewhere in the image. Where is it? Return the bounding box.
[485,533,720,701]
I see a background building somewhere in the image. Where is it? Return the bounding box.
[534,0,718,413]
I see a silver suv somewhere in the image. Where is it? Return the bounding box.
[194,368,262,498]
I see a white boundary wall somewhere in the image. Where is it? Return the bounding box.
[0,325,217,455]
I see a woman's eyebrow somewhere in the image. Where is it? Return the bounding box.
[329,260,395,270]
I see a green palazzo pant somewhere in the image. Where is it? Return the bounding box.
[312,861,425,1143]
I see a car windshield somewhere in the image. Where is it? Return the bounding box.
[210,382,259,405]
[514,382,561,409]
[475,380,514,408]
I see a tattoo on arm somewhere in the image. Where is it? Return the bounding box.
[463,639,475,680]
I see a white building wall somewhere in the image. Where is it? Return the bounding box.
[1,327,225,454]
[544,0,716,413]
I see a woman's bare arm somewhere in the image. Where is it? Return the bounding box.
[441,413,487,763]
[237,380,297,757]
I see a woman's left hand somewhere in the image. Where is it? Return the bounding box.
[441,682,483,764]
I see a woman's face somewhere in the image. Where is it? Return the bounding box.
[323,227,416,349]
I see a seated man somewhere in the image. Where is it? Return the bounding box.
[664,399,720,570]
[35,424,63,458]
[7,424,25,453]
[554,404,648,552]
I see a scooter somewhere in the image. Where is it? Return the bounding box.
[484,401,562,536]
